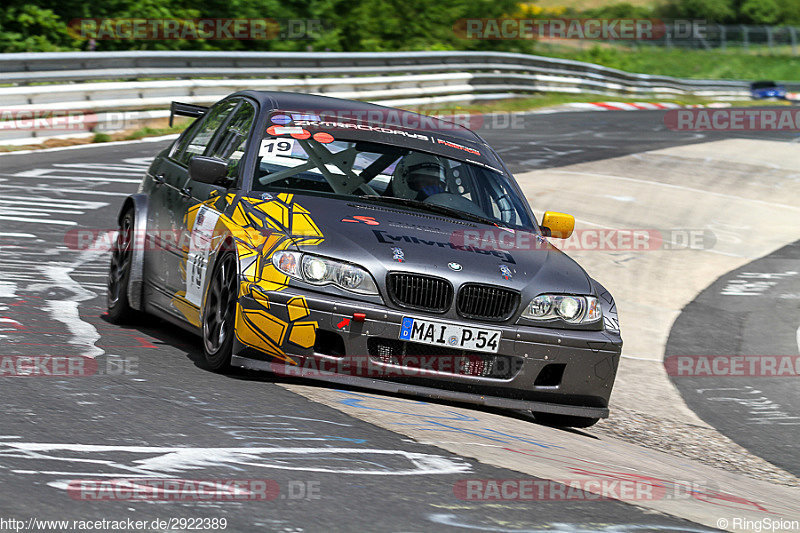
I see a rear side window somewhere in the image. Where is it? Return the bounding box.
[173,99,238,166]
[206,101,257,181]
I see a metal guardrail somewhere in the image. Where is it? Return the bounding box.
[0,50,752,88]
[0,50,771,143]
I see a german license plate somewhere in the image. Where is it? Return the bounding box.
[399,317,501,353]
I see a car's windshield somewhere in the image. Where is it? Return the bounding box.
[251,133,534,230]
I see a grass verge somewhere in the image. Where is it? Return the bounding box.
[534,43,800,81]
[0,120,189,153]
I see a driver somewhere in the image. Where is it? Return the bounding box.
[393,153,447,201]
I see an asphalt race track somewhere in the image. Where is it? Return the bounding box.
[666,238,800,477]
[0,109,799,532]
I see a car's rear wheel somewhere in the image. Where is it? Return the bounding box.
[107,209,137,324]
[202,251,237,371]
[532,412,600,428]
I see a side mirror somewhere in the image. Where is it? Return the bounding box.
[540,211,575,239]
[188,156,230,186]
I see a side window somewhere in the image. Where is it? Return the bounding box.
[173,99,238,166]
[206,101,257,181]
[169,118,201,159]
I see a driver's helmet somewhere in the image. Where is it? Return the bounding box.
[392,153,447,200]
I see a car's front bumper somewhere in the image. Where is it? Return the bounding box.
[232,287,622,419]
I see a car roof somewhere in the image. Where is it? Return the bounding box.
[234,90,487,145]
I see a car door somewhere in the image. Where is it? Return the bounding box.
[179,99,258,319]
[146,98,239,315]
[142,120,201,296]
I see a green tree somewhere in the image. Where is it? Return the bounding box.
[740,0,780,24]
[659,0,737,22]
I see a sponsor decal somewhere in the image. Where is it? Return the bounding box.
[465,158,504,174]
[448,262,463,272]
[185,205,220,306]
[291,129,311,140]
[270,114,292,125]
[499,264,513,280]
[392,247,405,263]
[373,229,515,264]
[436,138,481,156]
[312,131,334,144]
[293,120,430,141]
[266,125,305,136]
[341,215,380,225]
[261,192,274,201]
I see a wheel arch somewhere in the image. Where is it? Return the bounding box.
[199,233,240,325]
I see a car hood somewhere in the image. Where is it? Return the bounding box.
[248,192,594,296]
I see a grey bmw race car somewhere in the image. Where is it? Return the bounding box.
[107,90,622,427]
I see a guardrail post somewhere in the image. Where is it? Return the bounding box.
[741,25,749,50]
[719,24,726,51]
[766,26,773,52]
[790,27,798,56]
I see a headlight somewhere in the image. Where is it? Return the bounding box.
[272,251,379,295]
[522,294,601,324]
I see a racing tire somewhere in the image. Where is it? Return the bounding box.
[106,209,138,324]
[532,412,600,428]
[202,250,237,371]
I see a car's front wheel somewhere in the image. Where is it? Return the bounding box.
[532,412,600,428]
[202,251,237,371]
[107,209,137,324]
